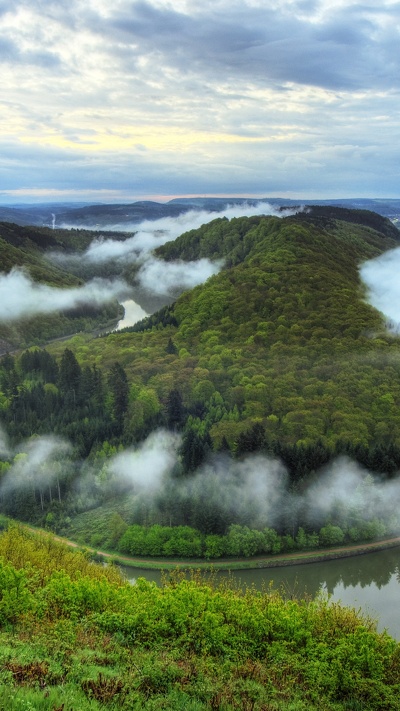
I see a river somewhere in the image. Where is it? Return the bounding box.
[119,546,400,640]
[115,299,148,330]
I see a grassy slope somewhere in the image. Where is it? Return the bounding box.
[0,524,399,710]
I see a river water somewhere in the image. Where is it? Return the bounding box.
[115,299,148,330]
[119,546,400,640]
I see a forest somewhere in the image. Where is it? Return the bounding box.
[1,207,400,553]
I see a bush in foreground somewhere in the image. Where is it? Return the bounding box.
[0,525,399,710]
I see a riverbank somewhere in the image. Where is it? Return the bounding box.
[21,522,400,571]
[100,535,400,571]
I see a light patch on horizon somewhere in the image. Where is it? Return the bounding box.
[20,127,293,153]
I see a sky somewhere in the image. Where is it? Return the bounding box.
[1,0,400,203]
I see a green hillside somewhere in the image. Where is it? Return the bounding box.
[0,222,123,350]
[2,207,400,541]
[44,208,400,452]
[0,221,82,285]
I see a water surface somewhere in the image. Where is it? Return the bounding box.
[120,546,400,639]
[115,299,148,330]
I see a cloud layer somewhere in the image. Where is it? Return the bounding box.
[54,202,290,296]
[1,0,400,200]
[0,268,130,322]
[2,426,400,536]
[360,247,400,331]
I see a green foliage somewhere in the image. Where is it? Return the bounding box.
[37,208,400,459]
[3,210,400,570]
[0,527,399,710]
[112,519,394,560]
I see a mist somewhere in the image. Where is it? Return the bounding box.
[137,256,223,296]
[108,430,181,493]
[1,425,399,536]
[360,247,400,332]
[53,202,298,267]
[47,203,301,307]
[101,432,400,533]
[0,267,131,322]
[0,435,72,498]
[301,457,394,528]
[59,203,298,250]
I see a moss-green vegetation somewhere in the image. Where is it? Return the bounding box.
[43,210,400,453]
[0,525,399,710]
[60,505,396,561]
[2,208,400,548]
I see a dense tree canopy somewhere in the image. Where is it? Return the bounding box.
[2,208,400,542]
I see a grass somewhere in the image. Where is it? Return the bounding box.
[0,526,399,710]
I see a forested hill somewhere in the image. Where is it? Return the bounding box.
[0,222,126,351]
[155,206,400,263]
[38,206,400,459]
[2,207,400,536]
[0,221,81,285]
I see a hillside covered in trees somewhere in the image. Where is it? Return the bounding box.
[0,221,135,352]
[1,207,400,547]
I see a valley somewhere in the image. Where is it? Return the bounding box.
[1,204,400,709]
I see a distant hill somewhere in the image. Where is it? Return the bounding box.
[2,196,400,228]
[41,206,400,456]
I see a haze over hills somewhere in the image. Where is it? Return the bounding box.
[2,197,400,229]
[2,206,400,540]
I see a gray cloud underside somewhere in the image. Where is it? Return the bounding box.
[1,1,399,91]
[1,1,400,199]
[108,2,382,90]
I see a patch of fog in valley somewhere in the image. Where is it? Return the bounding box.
[1,425,400,536]
[43,202,299,324]
[360,246,400,333]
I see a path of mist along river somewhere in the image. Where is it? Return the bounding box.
[119,546,400,640]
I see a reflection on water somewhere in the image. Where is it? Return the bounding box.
[119,546,400,639]
[115,299,148,330]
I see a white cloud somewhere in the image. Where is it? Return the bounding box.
[109,430,181,492]
[54,202,295,296]
[137,256,222,295]
[0,267,130,322]
[360,247,400,330]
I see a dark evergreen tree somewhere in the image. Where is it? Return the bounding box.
[165,337,178,355]
[234,422,266,457]
[166,389,185,431]
[58,348,82,404]
[180,428,212,471]
[108,362,129,428]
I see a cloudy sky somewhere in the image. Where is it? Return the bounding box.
[1,0,399,203]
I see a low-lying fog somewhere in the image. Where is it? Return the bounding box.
[1,201,397,332]
[0,202,292,325]
[360,247,400,332]
[1,426,399,534]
